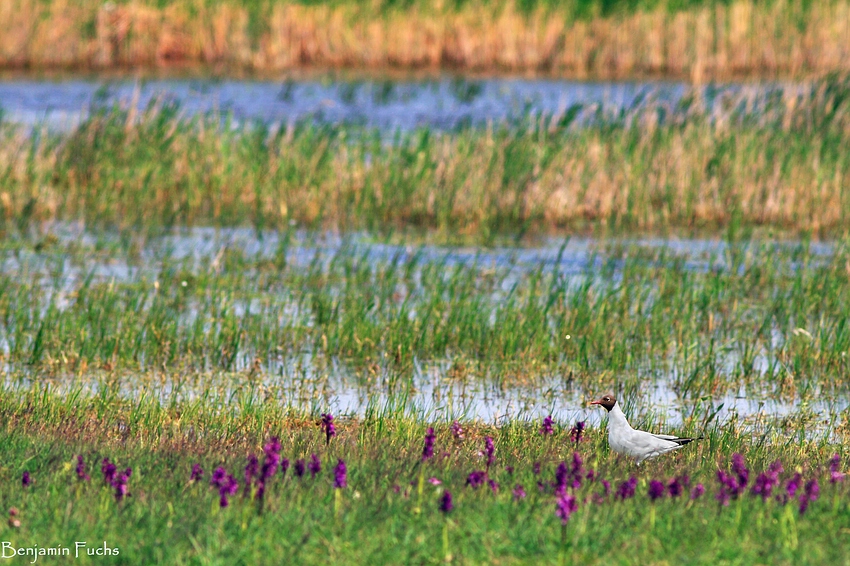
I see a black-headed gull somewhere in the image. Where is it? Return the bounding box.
[590,394,701,464]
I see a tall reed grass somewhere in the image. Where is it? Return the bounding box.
[2,0,850,78]
[3,77,850,240]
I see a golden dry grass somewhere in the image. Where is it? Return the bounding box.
[2,0,850,79]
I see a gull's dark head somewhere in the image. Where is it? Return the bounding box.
[590,394,617,412]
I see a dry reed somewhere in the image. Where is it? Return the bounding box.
[2,77,850,240]
[2,0,850,79]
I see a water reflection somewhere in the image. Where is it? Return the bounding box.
[0,76,802,131]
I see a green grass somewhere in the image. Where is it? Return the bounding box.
[2,234,850,406]
[0,384,846,564]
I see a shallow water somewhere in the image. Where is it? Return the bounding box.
[4,223,835,285]
[1,227,843,432]
[6,356,841,437]
[0,76,801,131]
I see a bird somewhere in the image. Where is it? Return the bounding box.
[590,394,701,464]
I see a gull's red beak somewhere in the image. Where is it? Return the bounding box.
[589,399,601,405]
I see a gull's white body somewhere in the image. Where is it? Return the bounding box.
[606,401,693,464]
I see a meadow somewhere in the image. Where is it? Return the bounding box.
[0,227,849,562]
[2,70,850,562]
[2,0,850,79]
[0,385,846,565]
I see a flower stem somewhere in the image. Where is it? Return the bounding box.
[414,466,424,515]
[443,519,451,562]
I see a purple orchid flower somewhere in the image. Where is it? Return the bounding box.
[541,415,554,436]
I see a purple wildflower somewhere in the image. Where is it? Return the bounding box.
[190,464,203,482]
[554,461,569,493]
[224,475,238,495]
[484,437,495,469]
[751,460,782,501]
[257,437,282,500]
[786,473,802,499]
[260,456,279,484]
[805,478,820,500]
[280,458,290,478]
[554,455,583,494]
[244,454,259,496]
[101,458,117,485]
[308,454,321,478]
[715,471,737,506]
[667,476,685,498]
[798,478,819,515]
[731,453,749,488]
[21,472,31,488]
[333,459,347,489]
[439,490,453,513]
[488,479,500,493]
[428,477,442,485]
[716,456,749,505]
[601,479,611,496]
[769,460,784,475]
[219,474,238,508]
[450,421,464,440]
[751,472,774,500]
[111,468,132,501]
[616,476,638,500]
[829,454,843,484]
[321,413,336,445]
[422,427,436,461]
[541,415,554,436]
[570,452,584,489]
[570,421,586,444]
[648,480,666,501]
[76,456,90,482]
[211,466,226,488]
[690,483,705,500]
[513,484,526,500]
[533,462,541,475]
[505,465,514,475]
[294,459,306,478]
[466,470,486,489]
[261,438,281,480]
[265,436,281,454]
[555,492,578,525]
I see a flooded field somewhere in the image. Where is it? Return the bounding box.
[2,227,846,437]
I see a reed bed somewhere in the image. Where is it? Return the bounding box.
[3,77,850,240]
[3,0,850,78]
[0,384,845,563]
